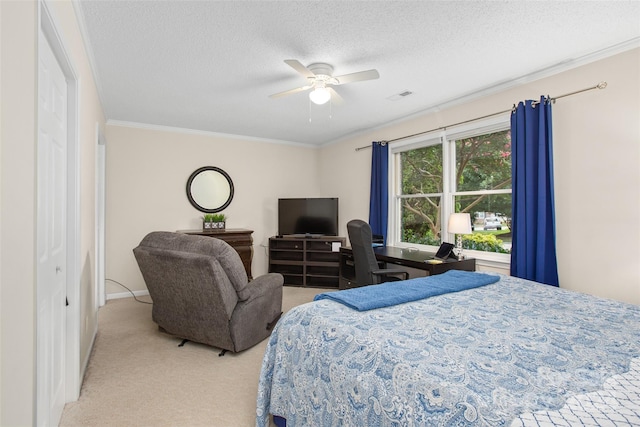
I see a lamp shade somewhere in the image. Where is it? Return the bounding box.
[309,87,331,105]
[448,213,472,235]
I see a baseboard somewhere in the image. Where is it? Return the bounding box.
[107,289,150,300]
[81,322,98,383]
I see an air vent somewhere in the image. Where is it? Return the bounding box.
[387,90,414,101]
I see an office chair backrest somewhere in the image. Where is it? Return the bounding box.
[347,219,381,286]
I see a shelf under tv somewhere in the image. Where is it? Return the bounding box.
[268,235,345,288]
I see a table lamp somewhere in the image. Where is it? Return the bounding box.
[448,213,472,260]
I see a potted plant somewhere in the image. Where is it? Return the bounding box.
[211,213,226,229]
[203,213,215,229]
[203,213,227,229]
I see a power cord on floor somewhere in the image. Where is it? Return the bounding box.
[106,278,153,304]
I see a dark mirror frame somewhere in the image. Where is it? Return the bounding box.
[186,166,234,213]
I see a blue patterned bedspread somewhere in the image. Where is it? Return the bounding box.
[256,274,640,426]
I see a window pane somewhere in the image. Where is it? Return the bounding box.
[456,130,511,192]
[455,193,512,253]
[400,144,443,194]
[392,124,512,259]
[400,196,441,246]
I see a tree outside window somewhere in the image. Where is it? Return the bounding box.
[396,129,512,254]
[455,130,511,253]
[399,144,443,246]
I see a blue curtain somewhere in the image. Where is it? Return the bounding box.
[369,141,388,244]
[510,96,559,286]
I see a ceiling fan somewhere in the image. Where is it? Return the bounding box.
[269,59,380,105]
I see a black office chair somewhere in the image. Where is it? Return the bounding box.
[347,219,410,286]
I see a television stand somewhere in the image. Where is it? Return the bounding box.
[268,235,345,288]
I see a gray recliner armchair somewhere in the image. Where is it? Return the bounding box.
[133,231,283,355]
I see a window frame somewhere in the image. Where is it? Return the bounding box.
[388,115,512,265]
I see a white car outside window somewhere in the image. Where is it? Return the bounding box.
[483,217,502,230]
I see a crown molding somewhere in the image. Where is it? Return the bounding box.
[325,37,640,147]
[106,120,317,148]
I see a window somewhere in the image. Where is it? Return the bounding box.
[397,142,443,246]
[389,118,512,262]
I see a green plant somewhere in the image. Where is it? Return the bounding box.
[402,228,440,246]
[203,213,226,222]
[462,233,510,254]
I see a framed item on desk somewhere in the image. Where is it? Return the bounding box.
[435,242,455,260]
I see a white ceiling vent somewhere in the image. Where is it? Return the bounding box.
[387,90,414,101]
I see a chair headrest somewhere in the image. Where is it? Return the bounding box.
[136,231,250,300]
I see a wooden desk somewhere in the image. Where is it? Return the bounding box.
[177,228,253,279]
[339,246,476,289]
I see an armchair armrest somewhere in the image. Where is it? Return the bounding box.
[238,273,284,301]
[230,272,284,351]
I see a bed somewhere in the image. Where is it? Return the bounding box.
[256,272,640,426]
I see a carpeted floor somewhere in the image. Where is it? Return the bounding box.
[59,286,324,427]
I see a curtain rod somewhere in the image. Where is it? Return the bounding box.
[355,81,607,151]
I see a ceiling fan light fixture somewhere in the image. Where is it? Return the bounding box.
[270,59,379,106]
[309,86,331,105]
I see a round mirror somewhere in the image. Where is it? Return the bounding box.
[186,166,234,213]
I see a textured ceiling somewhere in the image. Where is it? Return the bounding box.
[75,1,640,146]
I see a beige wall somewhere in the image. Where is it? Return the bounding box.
[1,2,38,424]
[0,0,105,424]
[108,48,638,306]
[104,125,320,294]
[320,48,640,305]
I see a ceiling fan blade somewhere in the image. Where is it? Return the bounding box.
[333,69,380,85]
[328,87,344,105]
[269,84,313,99]
[284,59,316,79]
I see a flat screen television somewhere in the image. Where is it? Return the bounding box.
[278,198,339,237]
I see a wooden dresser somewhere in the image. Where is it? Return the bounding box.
[177,228,254,279]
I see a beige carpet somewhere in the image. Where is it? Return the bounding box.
[60,286,325,427]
